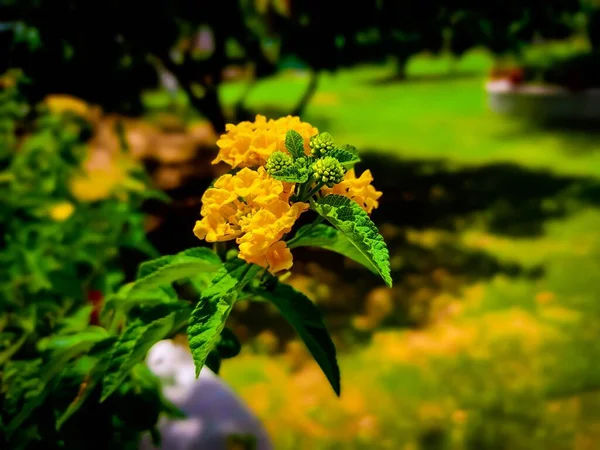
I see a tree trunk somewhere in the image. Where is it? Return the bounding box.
[233,78,257,122]
[191,87,227,134]
[291,70,319,117]
[395,56,408,80]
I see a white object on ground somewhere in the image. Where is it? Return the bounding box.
[139,340,273,450]
[486,80,600,122]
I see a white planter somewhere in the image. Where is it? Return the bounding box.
[486,80,600,122]
[140,340,273,450]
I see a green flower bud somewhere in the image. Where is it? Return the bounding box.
[309,132,335,157]
[312,156,345,188]
[265,151,294,175]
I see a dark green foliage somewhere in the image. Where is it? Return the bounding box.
[446,0,581,60]
[204,328,242,374]
[0,81,168,449]
[250,279,341,396]
[0,0,274,131]
[523,50,600,90]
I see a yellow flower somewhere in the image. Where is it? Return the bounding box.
[44,95,91,119]
[237,201,308,266]
[49,202,75,221]
[265,241,294,273]
[321,169,382,214]
[69,151,143,202]
[213,115,318,168]
[69,166,131,202]
[194,167,308,273]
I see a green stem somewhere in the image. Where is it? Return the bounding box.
[260,268,270,283]
[302,181,325,201]
[213,242,227,261]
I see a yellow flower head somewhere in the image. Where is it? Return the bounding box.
[69,152,143,202]
[322,169,382,214]
[213,115,318,168]
[49,201,75,221]
[194,167,308,274]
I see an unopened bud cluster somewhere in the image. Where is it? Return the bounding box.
[266,151,294,175]
[312,156,345,188]
[309,132,335,157]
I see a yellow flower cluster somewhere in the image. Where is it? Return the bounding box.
[322,169,382,214]
[197,116,383,273]
[194,167,308,274]
[213,115,318,168]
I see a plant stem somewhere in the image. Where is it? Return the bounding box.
[302,181,325,201]
[213,242,227,260]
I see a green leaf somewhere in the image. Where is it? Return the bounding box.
[285,129,306,159]
[0,333,28,366]
[2,359,43,419]
[100,304,190,401]
[217,328,242,359]
[205,350,222,374]
[130,247,222,297]
[56,355,110,430]
[137,255,175,279]
[6,340,100,436]
[312,195,392,287]
[179,247,222,264]
[251,281,340,396]
[136,247,220,279]
[188,260,261,376]
[328,147,360,168]
[37,327,109,353]
[268,159,311,183]
[287,223,378,275]
[58,305,95,334]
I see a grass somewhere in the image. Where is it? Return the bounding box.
[209,47,600,449]
[221,48,600,178]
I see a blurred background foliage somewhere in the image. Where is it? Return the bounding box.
[2,0,600,448]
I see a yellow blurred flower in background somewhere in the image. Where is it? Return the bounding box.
[48,201,75,221]
[213,115,318,168]
[69,170,124,202]
[44,94,97,121]
[69,149,144,202]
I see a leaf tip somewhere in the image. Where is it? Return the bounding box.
[333,381,341,397]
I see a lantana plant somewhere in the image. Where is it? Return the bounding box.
[101,115,392,400]
[1,105,391,449]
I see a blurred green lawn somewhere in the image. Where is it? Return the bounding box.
[221,49,600,177]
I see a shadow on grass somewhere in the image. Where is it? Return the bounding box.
[360,153,600,237]
[491,117,600,156]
